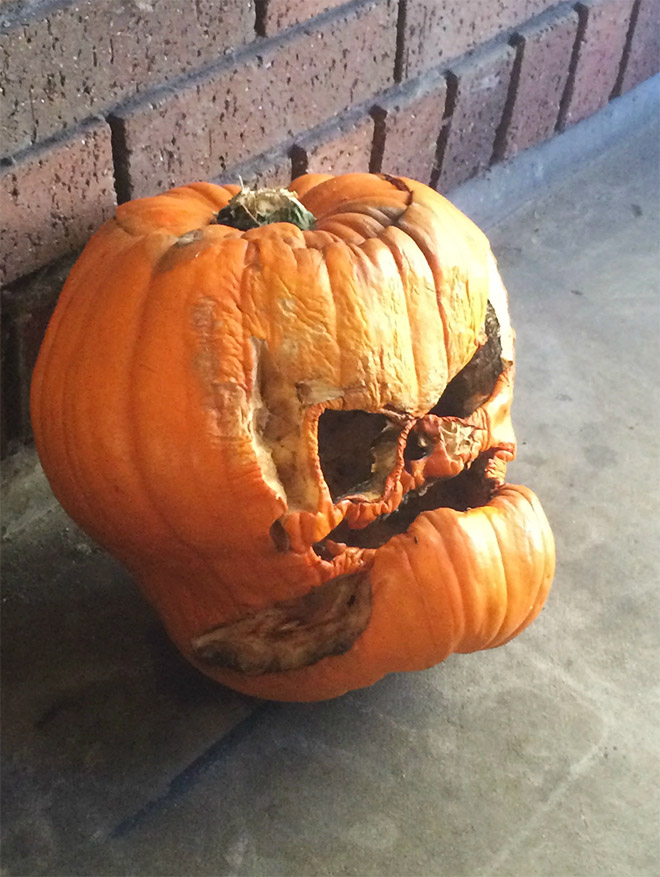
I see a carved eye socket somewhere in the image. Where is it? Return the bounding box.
[431,303,504,418]
[318,410,400,501]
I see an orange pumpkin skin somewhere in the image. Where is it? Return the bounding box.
[31,173,554,701]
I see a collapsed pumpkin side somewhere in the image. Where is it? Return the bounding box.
[30,173,554,702]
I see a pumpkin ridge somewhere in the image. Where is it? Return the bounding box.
[409,513,463,662]
[394,207,455,374]
[483,487,550,648]
[374,538,429,672]
[378,229,426,403]
[132,244,255,622]
[502,488,551,642]
[65,237,161,545]
[126,255,206,568]
[431,506,490,653]
[56,260,105,534]
[478,505,518,649]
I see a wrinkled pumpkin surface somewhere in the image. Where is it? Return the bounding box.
[31,173,554,701]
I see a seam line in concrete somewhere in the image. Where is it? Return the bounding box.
[482,734,610,876]
[109,702,270,840]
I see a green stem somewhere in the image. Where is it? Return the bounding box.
[214,186,315,231]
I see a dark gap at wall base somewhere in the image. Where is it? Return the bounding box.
[254,0,268,38]
[290,144,308,180]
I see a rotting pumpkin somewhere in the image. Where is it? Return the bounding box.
[30,173,555,702]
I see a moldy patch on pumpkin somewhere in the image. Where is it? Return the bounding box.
[191,568,371,674]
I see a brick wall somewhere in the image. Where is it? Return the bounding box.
[1,0,657,457]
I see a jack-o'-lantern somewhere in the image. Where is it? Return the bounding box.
[31,173,554,701]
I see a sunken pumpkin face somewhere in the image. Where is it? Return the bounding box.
[31,173,554,701]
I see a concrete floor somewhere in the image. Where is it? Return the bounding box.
[2,87,659,876]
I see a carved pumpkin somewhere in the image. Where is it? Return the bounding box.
[31,173,554,701]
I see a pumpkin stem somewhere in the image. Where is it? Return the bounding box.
[214,184,315,231]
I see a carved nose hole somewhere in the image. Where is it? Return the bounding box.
[404,428,432,464]
[317,410,391,501]
[270,519,290,552]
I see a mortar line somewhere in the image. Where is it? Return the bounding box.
[556,2,589,131]
[393,0,408,83]
[611,0,643,99]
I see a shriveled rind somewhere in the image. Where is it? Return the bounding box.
[32,173,497,602]
[114,181,236,236]
[199,483,554,701]
[31,172,553,703]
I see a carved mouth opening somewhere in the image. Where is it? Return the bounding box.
[192,457,495,676]
[314,459,494,553]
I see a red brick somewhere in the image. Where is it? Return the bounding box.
[259,0,350,34]
[399,0,562,79]
[0,120,116,285]
[113,0,397,199]
[560,0,635,128]
[0,0,256,157]
[375,72,447,184]
[436,42,515,192]
[219,148,293,189]
[293,113,375,175]
[620,0,660,93]
[497,6,579,160]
